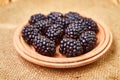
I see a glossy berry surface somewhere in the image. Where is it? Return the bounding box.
[79,31,97,53]
[33,35,56,56]
[46,24,64,44]
[59,38,83,57]
[33,19,51,35]
[82,18,99,33]
[22,25,38,45]
[64,12,83,21]
[29,13,46,24]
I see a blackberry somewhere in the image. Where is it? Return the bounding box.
[29,13,46,24]
[22,25,38,45]
[47,12,63,23]
[65,23,84,39]
[59,38,83,57]
[82,18,98,33]
[79,31,97,53]
[33,35,56,56]
[54,18,71,29]
[33,19,51,34]
[64,12,83,21]
[46,24,64,44]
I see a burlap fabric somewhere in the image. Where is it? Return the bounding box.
[0,0,120,80]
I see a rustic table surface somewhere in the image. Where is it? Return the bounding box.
[0,0,120,80]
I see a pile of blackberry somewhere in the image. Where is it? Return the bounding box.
[22,12,98,57]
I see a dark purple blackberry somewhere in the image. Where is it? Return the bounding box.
[29,13,46,24]
[33,35,56,56]
[65,22,84,39]
[47,12,63,23]
[64,12,83,21]
[82,18,98,33]
[46,24,64,44]
[59,38,83,57]
[33,19,51,35]
[22,25,38,45]
[79,31,97,53]
[54,18,71,29]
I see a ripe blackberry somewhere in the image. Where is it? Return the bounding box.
[47,12,63,23]
[33,19,51,34]
[46,24,64,44]
[79,31,97,53]
[22,25,38,45]
[54,18,71,29]
[29,13,46,24]
[65,22,84,39]
[33,35,56,56]
[64,12,83,21]
[59,38,83,57]
[82,18,98,33]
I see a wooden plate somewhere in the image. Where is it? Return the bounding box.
[13,21,112,68]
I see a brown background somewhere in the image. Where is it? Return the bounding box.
[0,0,120,80]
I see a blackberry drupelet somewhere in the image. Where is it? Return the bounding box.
[64,12,83,21]
[33,19,51,35]
[47,12,63,23]
[82,18,98,33]
[46,24,64,44]
[22,25,38,45]
[79,31,97,53]
[59,38,83,57]
[33,35,56,56]
[29,13,46,24]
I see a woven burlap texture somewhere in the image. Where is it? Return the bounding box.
[0,0,120,80]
